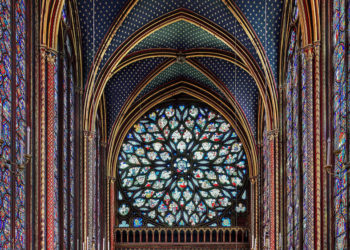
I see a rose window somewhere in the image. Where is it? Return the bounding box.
[116,103,248,228]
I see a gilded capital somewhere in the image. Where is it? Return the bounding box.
[267,129,279,140]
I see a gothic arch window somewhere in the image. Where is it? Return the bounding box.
[53,2,78,248]
[332,0,349,248]
[0,0,29,248]
[285,0,302,248]
[115,100,249,244]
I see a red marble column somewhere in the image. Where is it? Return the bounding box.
[46,52,57,249]
[38,47,47,250]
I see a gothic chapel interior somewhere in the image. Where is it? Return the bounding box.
[0,0,349,249]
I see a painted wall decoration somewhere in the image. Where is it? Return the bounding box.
[116,102,249,228]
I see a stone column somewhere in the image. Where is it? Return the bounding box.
[267,129,278,250]
[100,142,108,248]
[83,130,96,249]
[313,42,322,250]
[37,46,47,250]
[305,45,315,249]
[46,50,58,249]
[249,175,258,249]
[109,177,116,250]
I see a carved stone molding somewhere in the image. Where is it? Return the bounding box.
[267,129,279,140]
[74,85,84,95]
[83,130,96,140]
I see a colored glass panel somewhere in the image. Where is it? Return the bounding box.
[62,3,67,24]
[286,10,300,247]
[95,125,101,246]
[117,103,248,227]
[68,63,75,248]
[14,0,26,247]
[63,54,69,249]
[292,48,300,247]
[61,31,76,248]
[333,0,348,248]
[0,1,12,248]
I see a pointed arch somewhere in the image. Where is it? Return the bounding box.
[83,9,277,135]
[108,80,257,179]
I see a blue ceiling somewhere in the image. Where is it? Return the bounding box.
[193,57,258,137]
[77,0,128,82]
[130,20,232,53]
[234,0,283,82]
[77,0,283,140]
[105,57,168,134]
[135,61,226,101]
[78,0,282,82]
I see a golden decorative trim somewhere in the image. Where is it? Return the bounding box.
[267,129,279,140]
[83,130,96,140]
[39,47,47,250]
[249,175,258,184]
[314,42,321,250]
[46,53,57,64]
[108,80,257,179]
[83,10,277,136]
[108,82,257,175]
[114,226,250,233]
[111,49,249,75]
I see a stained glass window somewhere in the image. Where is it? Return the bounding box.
[14,0,27,248]
[0,0,28,248]
[285,1,301,247]
[332,0,348,248]
[0,1,13,248]
[54,3,77,248]
[286,26,300,248]
[116,103,249,228]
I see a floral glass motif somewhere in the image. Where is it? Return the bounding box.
[333,0,348,248]
[0,1,12,248]
[1,0,28,248]
[117,103,248,227]
[59,24,76,247]
[14,0,26,248]
[286,3,300,247]
[68,63,75,247]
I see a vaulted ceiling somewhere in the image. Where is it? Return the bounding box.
[77,0,283,141]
